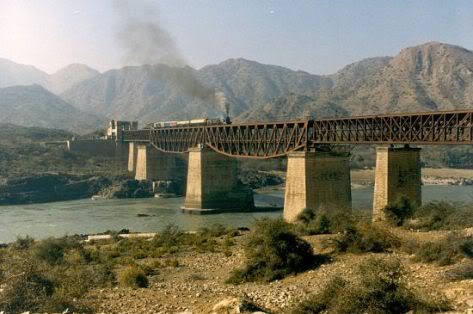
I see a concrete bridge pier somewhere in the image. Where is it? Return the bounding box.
[283,151,352,223]
[183,146,254,213]
[128,142,138,173]
[134,144,185,182]
[373,146,422,222]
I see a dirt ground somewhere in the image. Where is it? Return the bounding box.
[86,230,473,314]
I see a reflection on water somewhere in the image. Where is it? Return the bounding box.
[0,185,472,243]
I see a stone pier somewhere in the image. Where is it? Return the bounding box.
[373,146,421,222]
[128,142,137,173]
[183,147,254,213]
[134,144,184,182]
[283,151,352,223]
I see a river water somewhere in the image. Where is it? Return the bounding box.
[1,185,472,243]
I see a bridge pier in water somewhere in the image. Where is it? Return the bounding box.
[134,144,184,182]
[183,146,254,213]
[373,146,422,222]
[128,142,137,173]
[283,151,352,223]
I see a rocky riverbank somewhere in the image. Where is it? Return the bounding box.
[0,174,164,205]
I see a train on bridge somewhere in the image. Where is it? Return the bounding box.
[145,117,232,129]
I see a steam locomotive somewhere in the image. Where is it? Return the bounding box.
[145,116,231,129]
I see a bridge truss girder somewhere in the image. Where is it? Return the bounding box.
[122,110,473,158]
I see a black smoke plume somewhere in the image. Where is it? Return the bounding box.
[113,0,226,110]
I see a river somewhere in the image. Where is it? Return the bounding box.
[1,185,472,243]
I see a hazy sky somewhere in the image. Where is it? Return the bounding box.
[0,0,472,74]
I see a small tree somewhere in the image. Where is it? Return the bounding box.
[227,218,320,283]
[382,196,415,226]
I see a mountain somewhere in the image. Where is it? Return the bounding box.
[0,58,49,88]
[238,42,473,119]
[61,42,473,123]
[0,59,99,94]
[61,59,331,123]
[0,85,105,133]
[48,63,100,94]
[332,42,473,115]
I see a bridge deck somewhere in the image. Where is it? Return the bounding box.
[123,110,473,158]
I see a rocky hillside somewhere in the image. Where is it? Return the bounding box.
[60,42,473,123]
[61,59,331,123]
[0,85,105,133]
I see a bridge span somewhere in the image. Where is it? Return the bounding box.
[122,110,473,222]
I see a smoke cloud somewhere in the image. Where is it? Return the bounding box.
[215,91,229,117]
[113,0,184,67]
[113,0,229,115]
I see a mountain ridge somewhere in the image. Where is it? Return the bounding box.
[1,41,473,132]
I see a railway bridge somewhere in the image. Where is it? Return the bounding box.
[123,110,473,222]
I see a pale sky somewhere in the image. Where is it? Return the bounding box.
[0,0,472,74]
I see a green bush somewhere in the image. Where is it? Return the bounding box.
[296,207,356,235]
[409,202,473,231]
[33,238,67,265]
[118,266,149,288]
[227,218,321,283]
[334,222,400,253]
[152,224,183,251]
[292,257,450,314]
[382,196,415,226]
[414,234,473,266]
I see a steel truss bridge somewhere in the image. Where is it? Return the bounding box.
[123,110,473,159]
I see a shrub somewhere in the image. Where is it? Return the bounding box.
[296,207,355,235]
[33,238,67,265]
[12,235,35,250]
[414,234,473,266]
[152,224,183,251]
[118,266,149,288]
[199,223,238,238]
[292,257,450,314]
[0,259,55,312]
[334,222,400,253]
[227,218,320,283]
[382,196,415,226]
[445,261,473,281]
[409,201,473,231]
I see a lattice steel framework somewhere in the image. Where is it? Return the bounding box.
[122,110,473,158]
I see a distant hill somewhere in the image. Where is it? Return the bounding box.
[0,59,99,94]
[0,58,49,88]
[48,63,100,94]
[0,85,105,133]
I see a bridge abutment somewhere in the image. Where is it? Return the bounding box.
[183,147,254,213]
[373,146,422,222]
[283,151,352,223]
